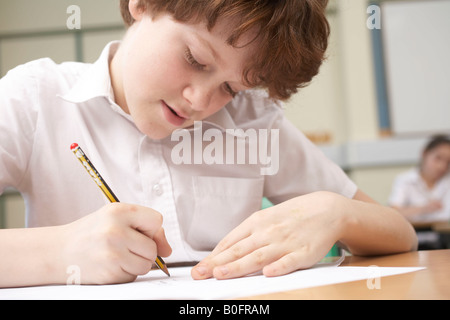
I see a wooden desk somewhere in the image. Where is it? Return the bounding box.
[243,250,450,300]
[433,222,450,233]
[412,221,450,249]
[412,221,450,232]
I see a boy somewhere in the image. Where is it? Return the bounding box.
[0,0,417,287]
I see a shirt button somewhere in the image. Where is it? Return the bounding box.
[152,183,163,196]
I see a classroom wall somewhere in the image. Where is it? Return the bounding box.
[0,0,125,75]
[0,0,125,227]
[0,0,430,227]
[285,0,379,144]
[284,0,422,204]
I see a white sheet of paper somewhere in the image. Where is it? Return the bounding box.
[0,265,424,300]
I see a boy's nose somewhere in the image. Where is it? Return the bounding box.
[182,85,212,112]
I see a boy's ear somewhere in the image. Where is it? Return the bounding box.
[128,0,146,22]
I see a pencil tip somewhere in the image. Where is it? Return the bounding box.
[155,256,170,277]
[164,268,171,277]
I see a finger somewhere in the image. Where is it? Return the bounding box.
[120,248,155,277]
[120,203,172,257]
[263,251,313,277]
[191,212,263,280]
[125,227,158,262]
[209,215,257,256]
[212,244,278,280]
[192,235,258,280]
[119,203,164,239]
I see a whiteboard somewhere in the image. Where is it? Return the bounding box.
[381,0,450,135]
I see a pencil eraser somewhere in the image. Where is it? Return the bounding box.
[70,143,79,150]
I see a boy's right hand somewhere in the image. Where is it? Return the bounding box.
[60,203,172,285]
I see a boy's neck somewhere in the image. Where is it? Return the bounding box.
[109,43,129,114]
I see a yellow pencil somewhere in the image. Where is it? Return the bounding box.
[70,143,170,277]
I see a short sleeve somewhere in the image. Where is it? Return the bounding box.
[0,64,38,194]
[264,115,358,204]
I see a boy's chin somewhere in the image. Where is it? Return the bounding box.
[136,118,196,140]
[133,123,169,140]
[141,125,186,141]
[143,129,173,141]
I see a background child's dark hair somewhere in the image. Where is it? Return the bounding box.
[423,134,450,155]
[119,0,330,101]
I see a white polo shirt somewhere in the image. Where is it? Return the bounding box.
[0,41,357,262]
[389,168,450,223]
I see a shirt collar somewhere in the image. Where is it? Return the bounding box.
[58,41,132,119]
[61,41,118,103]
[202,105,238,132]
[202,89,277,137]
[188,90,274,136]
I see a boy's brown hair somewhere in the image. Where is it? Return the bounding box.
[120,0,330,100]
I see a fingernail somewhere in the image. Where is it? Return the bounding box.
[219,266,229,276]
[195,266,207,276]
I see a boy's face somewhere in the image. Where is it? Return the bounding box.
[112,12,255,140]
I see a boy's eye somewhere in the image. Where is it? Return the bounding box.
[185,48,206,71]
[224,83,237,98]
[185,48,237,98]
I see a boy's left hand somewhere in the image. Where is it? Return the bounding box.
[191,191,346,280]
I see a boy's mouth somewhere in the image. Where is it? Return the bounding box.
[161,100,188,127]
[168,106,178,116]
